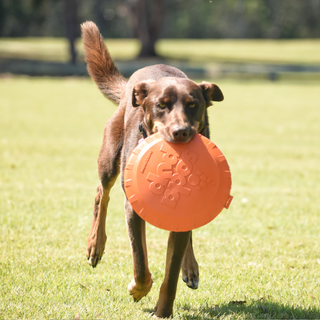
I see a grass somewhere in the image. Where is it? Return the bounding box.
[0,38,140,62]
[0,76,320,319]
[156,39,320,65]
[0,37,320,65]
[0,38,139,62]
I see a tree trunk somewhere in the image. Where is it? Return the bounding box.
[94,0,105,32]
[128,0,164,58]
[65,0,80,64]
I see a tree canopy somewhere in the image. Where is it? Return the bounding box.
[1,0,320,39]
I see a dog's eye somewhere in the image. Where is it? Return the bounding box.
[158,103,166,109]
[189,103,196,108]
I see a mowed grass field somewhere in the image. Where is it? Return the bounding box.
[0,76,320,319]
[0,37,320,65]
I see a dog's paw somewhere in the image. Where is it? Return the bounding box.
[153,301,173,319]
[86,231,107,268]
[182,273,199,290]
[182,260,199,289]
[149,312,164,319]
[128,277,153,302]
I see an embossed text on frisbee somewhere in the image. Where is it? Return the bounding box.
[146,144,214,208]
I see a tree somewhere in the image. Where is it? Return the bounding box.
[64,0,80,64]
[127,0,165,57]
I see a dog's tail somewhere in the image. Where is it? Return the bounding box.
[81,21,127,105]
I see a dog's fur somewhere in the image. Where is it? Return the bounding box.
[81,21,224,318]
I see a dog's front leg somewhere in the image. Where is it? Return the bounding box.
[125,200,153,301]
[154,231,191,318]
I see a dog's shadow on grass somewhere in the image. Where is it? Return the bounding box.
[144,300,320,319]
[175,300,320,319]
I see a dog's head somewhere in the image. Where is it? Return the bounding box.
[132,77,224,143]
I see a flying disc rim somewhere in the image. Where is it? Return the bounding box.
[124,133,232,231]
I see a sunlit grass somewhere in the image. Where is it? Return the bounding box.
[0,38,140,62]
[157,39,320,65]
[0,77,319,319]
[0,38,320,65]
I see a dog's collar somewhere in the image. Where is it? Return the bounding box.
[199,124,209,134]
[139,122,148,139]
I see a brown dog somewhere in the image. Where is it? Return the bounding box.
[81,21,224,318]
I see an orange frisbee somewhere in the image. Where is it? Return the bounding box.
[124,133,233,232]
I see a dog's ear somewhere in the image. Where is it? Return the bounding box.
[199,82,224,106]
[132,80,155,107]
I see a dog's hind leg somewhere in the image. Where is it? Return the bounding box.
[87,185,109,267]
[180,122,210,289]
[154,231,191,318]
[86,105,124,268]
[181,232,199,289]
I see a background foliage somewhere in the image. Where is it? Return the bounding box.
[1,0,320,39]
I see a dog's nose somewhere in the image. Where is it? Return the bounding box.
[171,125,190,142]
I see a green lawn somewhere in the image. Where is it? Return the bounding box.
[0,38,140,62]
[0,37,320,65]
[0,76,319,319]
[157,39,320,65]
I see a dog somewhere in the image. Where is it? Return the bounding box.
[81,21,224,318]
